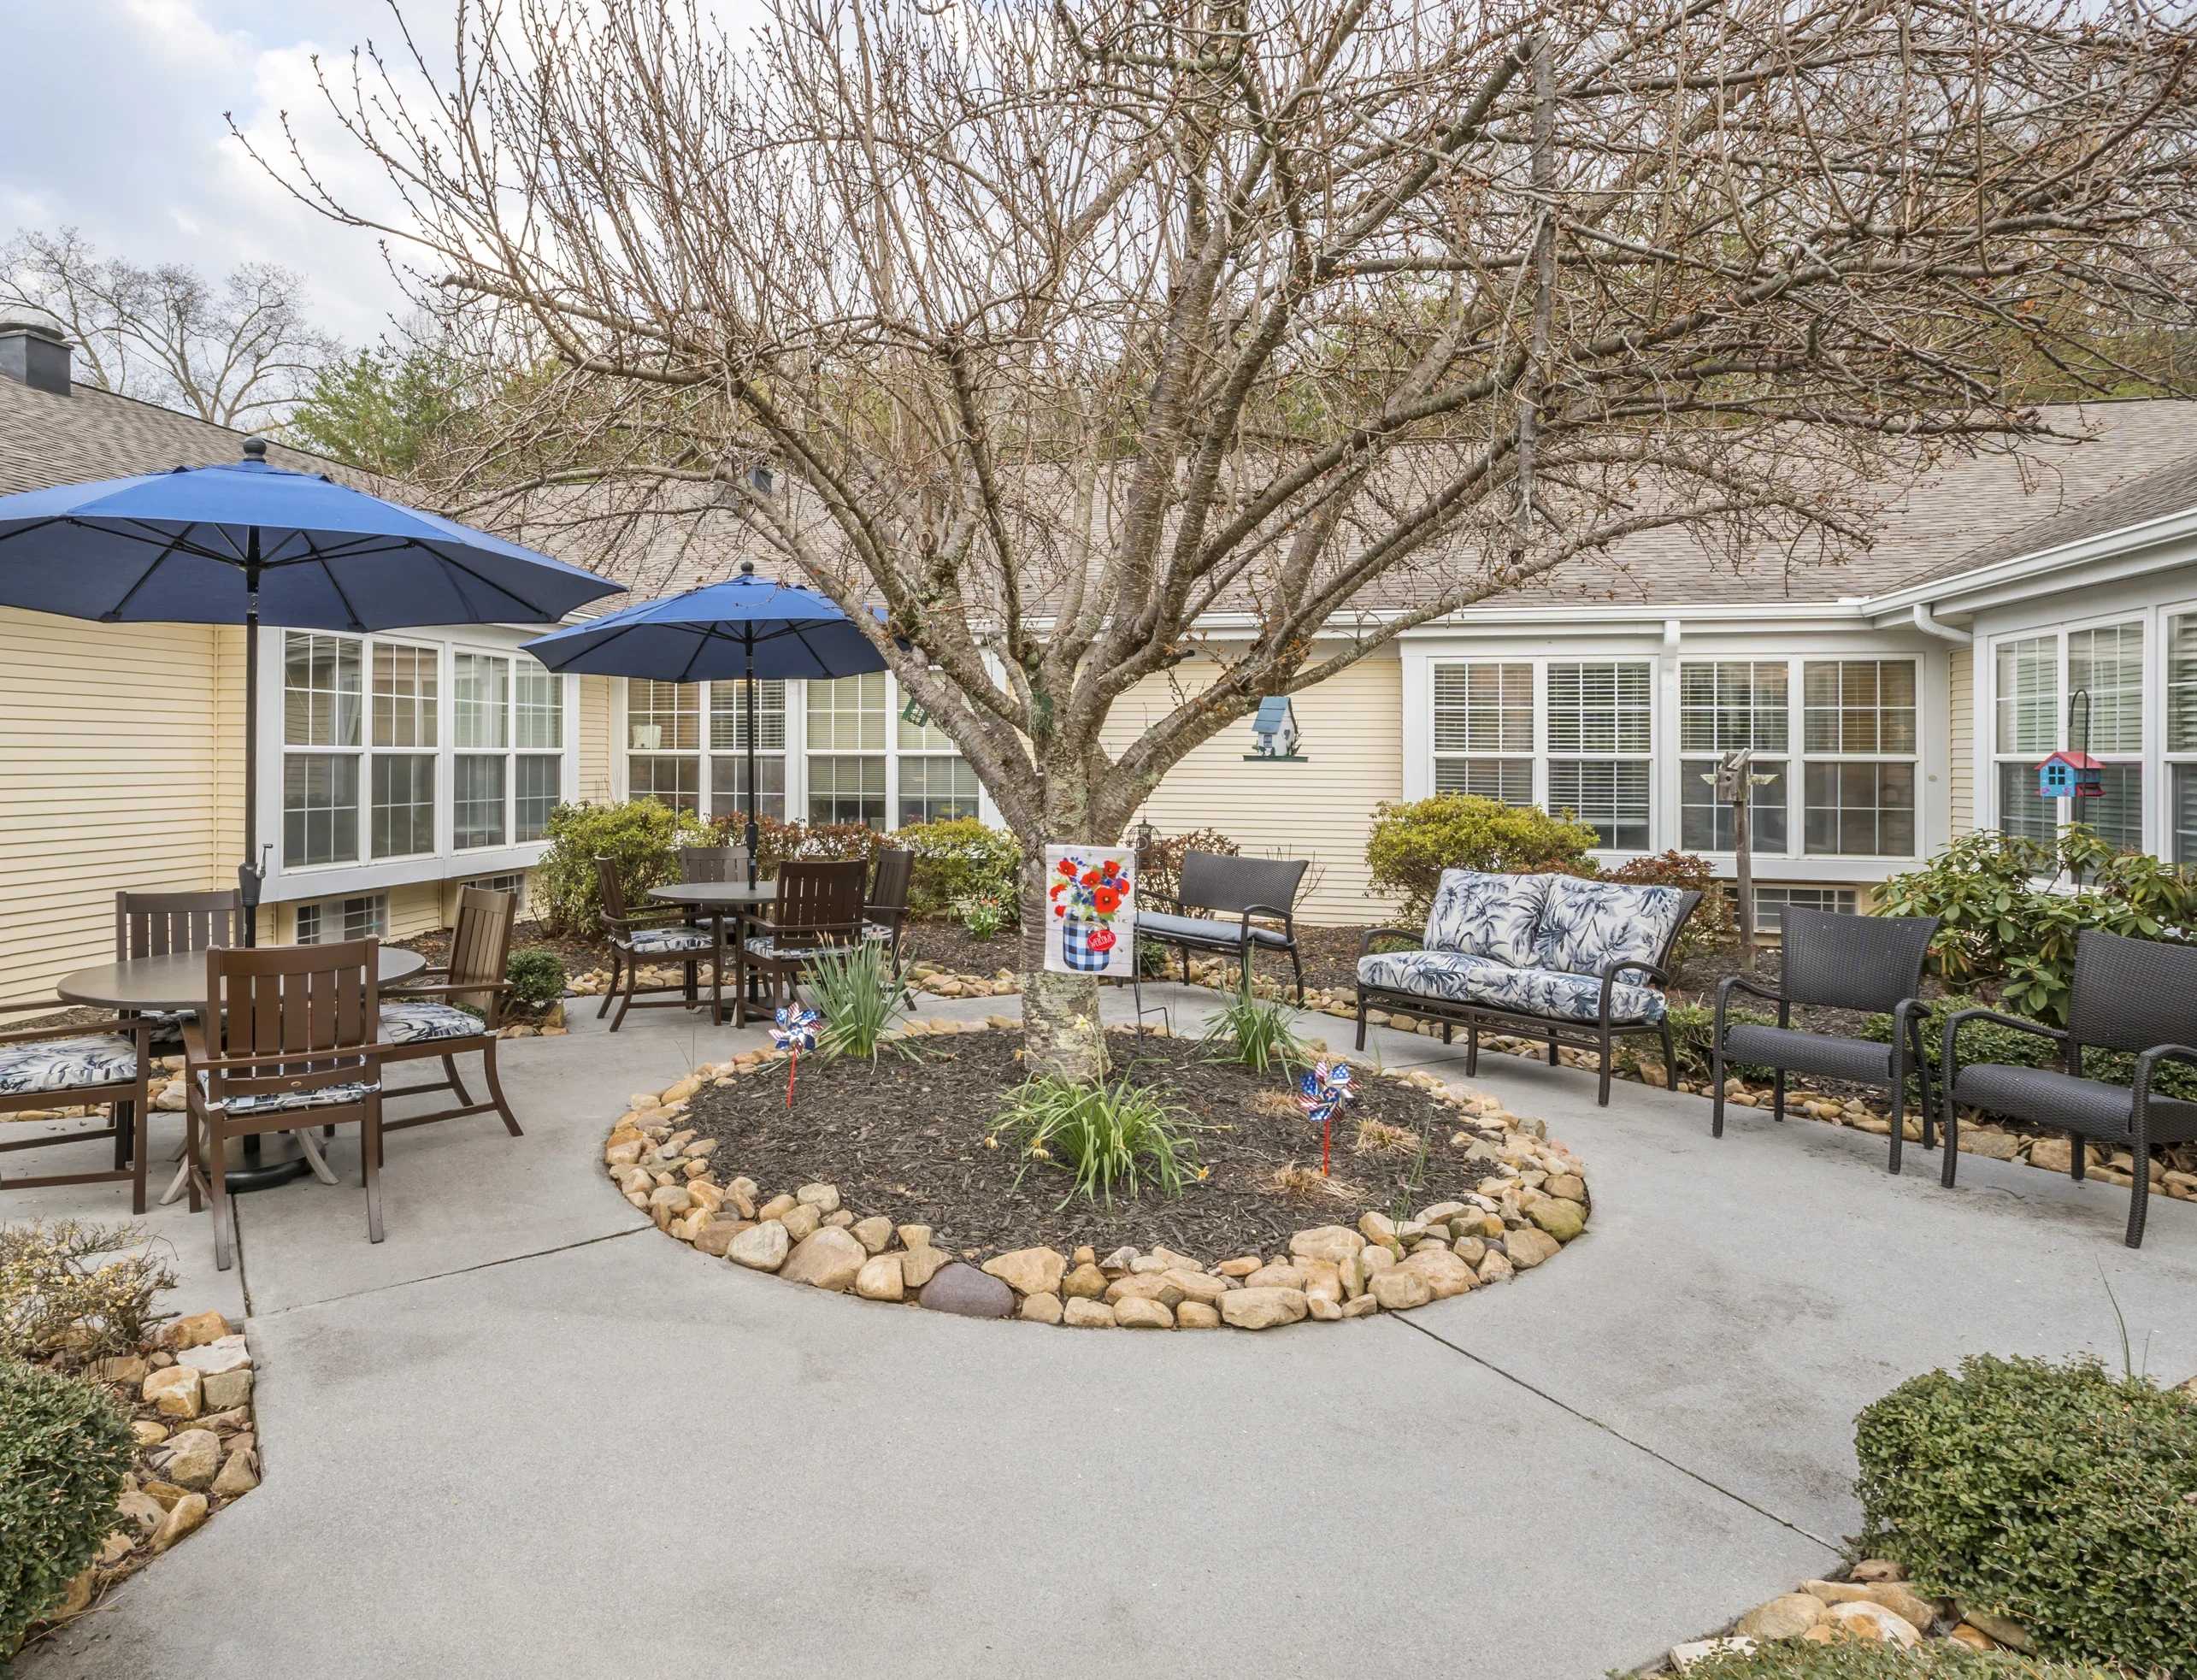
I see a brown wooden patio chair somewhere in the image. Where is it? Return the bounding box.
[735,859,869,1026]
[115,887,243,1051]
[183,940,389,1270]
[678,845,750,882]
[864,848,916,981]
[375,887,523,1153]
[0,1007,153,1212]
[594,857,727,1030]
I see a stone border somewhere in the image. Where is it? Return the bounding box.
[602,1021,1593,1331]
[1670,1559,2036,1670]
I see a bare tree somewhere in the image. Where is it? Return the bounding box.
[250,0,2194,1079]
[0,227,340,429]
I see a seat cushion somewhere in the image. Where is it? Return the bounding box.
[1534,877,1685,976]
[622,926,716,956]
[197,1071,379,1117]
[0,1035,138,1096]
[1137,910,1288,949]
[1423,870,1550,966]
[1358,951,1664,1024]
[1723,1023,1896,1085]
[380,1001,483,1045]
[1949,1063,2197,1142]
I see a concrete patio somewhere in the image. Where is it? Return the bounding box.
[10,981,2194,1680]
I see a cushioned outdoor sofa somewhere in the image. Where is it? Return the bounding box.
[1354,869,1700,1104]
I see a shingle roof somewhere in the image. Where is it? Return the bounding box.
[1893,447,2197,592]
[0,373,362,494]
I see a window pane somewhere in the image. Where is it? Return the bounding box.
[370,644,438,748]
[515,755,561,843]
[807,673,886,752]
[1806,660,1916,756]
[283,633,361,747]
[2170,618,2197,752]
[1752,887,1857,934]
[294,903,322,945]
[515,660,563,750]
[1547,662,1651,754]
[1434,757,1534,805]
[370,754,435,858]
[1994,638,2058,755]
[1681,759,1787,852]
[897,687,960,752]
[1804,761,1916,856]
[453,755,507,848]
[342,894,387,940]
[453,653,509,750]
[2067,623,2142,755]
[808,753,886,827]
[627,680,698,752]
[1997,760,2059,845]
[1546,759,1650,849]
[1679,662,1788,753]
[710,679,786,752]
[710,753,786,823]
[283,753,358,866]
[1434,662,1534,754]
[2079,763,2141,853]
[898,756,979,826]
[2175,764,2197,864]
[628,754,699,814]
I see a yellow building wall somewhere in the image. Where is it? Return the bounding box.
[577,674,616,804]
[1947,642,1973,837]
[1104,655,1402,925]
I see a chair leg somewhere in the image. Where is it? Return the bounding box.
[1181,949,1191,986]
[1546,1036,1559,1067]
[2069,1134,2086,1182]
[126,1094,148,1215]
[441,1054,475,1109]
[2126,1124,2151,1248]
[611,959,637,1033]
[1289,945,1305,1005]
[208,1119,233,1272]
[1659,1020,1677,1095]
[1353,995,1367,1052]
[1595,1030,1613,1106]
[482,1040,523,1138]
[1911,1017,1936,1151]
[1888,1043,1906,1176]
[292,1128,339,1184]
[1441,1022,1452,1046]
[1940,1088,1962,1188]
[185,1101,203,1214]
[362,1096,385,1244]
[1711,1035,1727,1136]
[1771,1070,1787,1123]
[1465,1026,1479,1076]
[598,952,620,1018]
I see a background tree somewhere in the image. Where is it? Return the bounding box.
[285,336,461,475]
[251,0,2195,1080]
[0,227,339,430]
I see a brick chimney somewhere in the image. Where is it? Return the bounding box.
[0,315,71,395]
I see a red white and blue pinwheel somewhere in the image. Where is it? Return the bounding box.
[771,1005,822,1106]
[1297,1059,1356,1174]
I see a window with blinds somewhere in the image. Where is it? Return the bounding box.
[1800,660,1919,857]
[1432,662,1534,806]
[1995,638,2058,755]
[1547,662,1652,753]
[2069,624,2143,753]
[1680,661,1790,853]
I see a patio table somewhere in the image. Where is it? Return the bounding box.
[56,946,427,1192]
[647,881,776,1020]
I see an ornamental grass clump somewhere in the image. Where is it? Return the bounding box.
[1854,1354,2197,1672]
[1199,982,1305,1073]
[989,1076,1199,1209]
[802,940,911,1064]
[0,1222,176,1362]
[0,1356,134,1650]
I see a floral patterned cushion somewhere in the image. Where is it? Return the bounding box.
[197,1072,380,1117]
[380,1002,482,1045]
[0,1035,138,1096]
[1422,870,1551,965]
[622,926,716,955]
[1358,950,1666,1024]
[1533,877,1684,977]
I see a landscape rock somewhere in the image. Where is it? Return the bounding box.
[1060,1263,1110,1300]
[757,1193,798,1222]
[1824,1601,1920,1646]
[158,1429,221,1491]
[918,1263,1016,1318]
[1527,1197,1587,1242]
[778,1203,822,1243]
[896,1223,934,1251]
[1399,1247,1475,1299]
[1544,1173,1587,1202]
[981,1247,1067,1297]
[1162,1269,1229,1306]
[91,1354,149,1387]
[1805,1580,1936,1632]
[851,1216,894,1255]
[115,1491,167,1536]
[1341,1294,1381,1318]
[1115,1297,1175,1329]
[1175,1301,1221,1328]
[1848,1559,1905,1583]
[1019,1291,1063,1324]
[130,1419,168,1447]
[157,1312,232,1351]
[727,1220,792,1271]
[780,1226,868,1291]
[1063,1298,1116,1328]
[1243,1262,1307,1291]
[854,1254,906,1301]
[1105,1273,1184,1308]
[693,1220,756,1258]
[211,1449,259,1498]
[150,1493,208,1553]
[1306,1295,1343,1320]
[1736,1595,1829,1640]
[1288,1225,1366,1265]
[795,1182,840,1212]
[1216,1256,1263,1277]
[203,1368,254,1411]
[1369,1268,1434,1310]
[1476,1250,1516,1284]
[143,1365,202,1418]
[1946,1625,1998,1652]
[1503,1227,1561,1269]
[1960,1612,2029,1653]
[899,1246,952,1289]
[1671,1639,1757,1672]
[1218,1287,1308,1330]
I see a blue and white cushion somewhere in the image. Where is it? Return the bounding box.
[1136,909,1289,948]
[380,1001,481,1045]
[1534,878,1683,977]
[1422,870,1550,965]
[1358,950,1666,1024]
[143,1009,197,1046]
[0,1035,138,1096]
[197,1071,380,1116]
[622,926,716,955]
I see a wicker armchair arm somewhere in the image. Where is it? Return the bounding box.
[1600,958,1670,1028]
[1239,903,1296,940]
[1714,973,1790,1040]
[1357,927,1424,958]
[2131,1043,2197,1105]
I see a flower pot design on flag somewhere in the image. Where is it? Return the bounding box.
[1047,852,1131,974]
[1062,911,1114,971]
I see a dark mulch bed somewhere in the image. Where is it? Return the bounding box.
[680,1030,1516,1263]
[901,920,1025,977]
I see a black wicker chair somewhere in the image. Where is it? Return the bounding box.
[1943,928,2197,1248]
[1711,907,1941,1173]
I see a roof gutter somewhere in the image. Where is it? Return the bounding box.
[1908,603,1970,645]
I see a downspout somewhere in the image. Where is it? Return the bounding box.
[1911,602,1971,645]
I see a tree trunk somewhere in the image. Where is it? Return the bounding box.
[1016,749,1109,1085]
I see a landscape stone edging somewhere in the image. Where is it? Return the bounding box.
[1669,1558,2039,1669]
[602,1019,1592,1331]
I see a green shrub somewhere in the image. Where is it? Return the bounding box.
[895,818,1021,919]
[955,896,1008,940]
[988,1076,1200,1209]
[504,947,568,1011]
[1676,1639,2124,1680]
[1199,983,1305,1074]
[1876,827,2197,1026]
[1605,850,1738,967]
[1854,1355,2197,1671]
[1638,1002,1779,1084]
[0,1222,175,1362]
[728,815,884,876]
[803,940,911,1063]
[536,800,710,938]
[1366,795,1599,923]
[0,1357,134,1649]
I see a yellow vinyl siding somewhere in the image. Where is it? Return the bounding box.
[577,674,616,803]
[1947,642,1973,836]
[1104,655,1402,925]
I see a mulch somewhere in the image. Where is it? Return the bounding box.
[678,1030,1521,1263]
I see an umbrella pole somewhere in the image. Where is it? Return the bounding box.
[745,644,760,887]
[239,539,266,946]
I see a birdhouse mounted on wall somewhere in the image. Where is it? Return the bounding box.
[1246,696,1305,761]
[2036,749,2105,799]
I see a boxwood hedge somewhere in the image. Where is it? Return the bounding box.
[0,1357,134,1649]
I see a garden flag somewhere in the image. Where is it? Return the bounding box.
[1043,846,1135,977]
[771,1005,821,1107]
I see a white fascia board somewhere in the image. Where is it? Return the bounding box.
[1864,505,2197,624]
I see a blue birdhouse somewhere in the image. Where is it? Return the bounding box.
[2036,749,2105,799]
[1246,696,1305,760]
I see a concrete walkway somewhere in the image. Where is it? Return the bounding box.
[12,983,2194,1680]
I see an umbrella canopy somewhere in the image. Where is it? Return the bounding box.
[0,438,626,938]
[522,561,889,881]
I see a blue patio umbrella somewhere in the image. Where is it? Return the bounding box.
[0,438,625,938]
[521,560,888,881]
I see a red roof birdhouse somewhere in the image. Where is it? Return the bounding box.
[2036,749,2105,799]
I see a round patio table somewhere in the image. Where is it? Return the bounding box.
[647,881,776,1021]
[56,946,427,1192]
